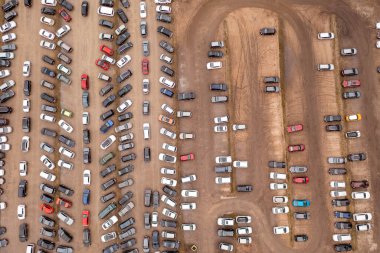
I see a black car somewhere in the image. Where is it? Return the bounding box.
[0,60,10,67]
[99,0,113,7]
[152,230,160,249]
[342,91,360,99]
[81,1,88,16]
[328,168,347,175]
[22,117,30,133]
[41,67,56,78]
[83,147,91,164]
[334,244,352,252]
[59,135,75,147]
[99,19,114,29]
[208,50,224,58]
[40,193,53,203]
[161,65,175,76]
[177,92,195,100]
[260,27,276,35]
[120,0,129,8]
[157,26,173,37]
[58,184,74,196]
[118,164,134,176]
[41,128,57,137]
[159,40,174,53]
[341,68,358,76]
[210,83,227,91]
[144,147,151,162]
[100,83,114,96]
[117,70,132,83]
[118,84,132,97]
[19,223,28,242]
[140,21,147,37]
[161,220,177,228]
[236,185,253,192]
[294,234,308,242]
[39,215,56,227]
[160,88,174,98]
[42,55,55,65]
[324,115,341,122]
[24,0,32,7]
[24,80,31,96]
[326,124,342,132]
[37,239,55,250]
[156,13,172,23]
[0,118,8,126]
[41,7,56,15]
[100,164,116,178]
[101,178,116,191]
[2,0,18,12]
[0,90,14,103]
[347,153,366,161]
[102,95,116,107]
[58,0,73,11]
[100,110,114,121]
[118,191,133,206]
[117,8,128,23]
[83,129,90,144]
[334,222,352,230]
[332,198,350,207]
[58,227,73,242]
[100,192,116,203]
[0,106,12,114]
[0,227,6,236]
[4,10,17,21]
[116,32,130,46]
[18,180,27,197]
[117,41,133,54]
[162,186,176,197]
[121,153,136,162]
[264,76,280,83]
[118,112,133,122]
[268,161,286,168]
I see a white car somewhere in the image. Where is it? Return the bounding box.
[330,191,347,197]
[117,99,133,113]
[22,98,30,112]
[142,79,150,94]
[219,243,233,252]
[97,6,114,16]
[21,136,30,152]
[160,54,173,64]
[82,112,89,125]
[161,231,175,239]
[58,119,73,133]
[40,170,56,182]
[215,177,231,184]
[161,103,174,114]
[0,202,6,209]
[238,237,252,244]
[152,211,158,227]
[140,2,147,18]
[17,205,26,220]
[40,40,56,50]
[233,161,248,168]
[181,174,197,183]
[214,116,229,123]
[101,54,116,64]
[143,123,150,139]
[272,206,289,214]
[158,153,177,163]
[39,28,55,40]
[162,208,177,219]
[102,215,118,230]
[160,167,176,175]
[40,155,55,170]
[0,79,15,91]
[0,21,16,33]
[155,0,172,3]
[40,16,55,26]
[100,135,116,150]
[182,224,196,231]
[177,111,192,118]
[353,213,372,222]
[270,183,287,190]
[115,24,126,35]
[351,191,370,200]
[101,232,117,243]
[236,227,252,235]
[83,170,91,185]
[162,143,177,152]
[156,5,171,13]
[161,177,177,187]
[22,61,31,77]
[180,202,196,210]
[376,41,380,49]
[160,127,176,139]
[332,234,351,242]
[318,32,335,39]
[269,172,287,180]
[207,61,222,70]
[0,143,10,151]
[1,33,16,42]
[215,156,232,164]
[232,124,246,131]
[19,161,27,176]
[40,113,56,122]
[57,64,71,75]
[0,169,4,176]
[214,125,227,133]
[0,70,10,79]
[273,226,289,235]
[56,25,71,38]
[179,132,195,139]
[116,54,131,68]
[330,181,346,188]
[57,160,73,170]
[356,223,371,231]
[159,76,175,88]
[161,195,176,207]
[0,136,6,143]
[217,218,234,226]
[0,126,11,134]
[41,0,57,6]
[58,146,75,159]
[272,196,288,203]
[181,190,198,198]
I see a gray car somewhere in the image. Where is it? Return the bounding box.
[289,166,308,173]
[82,91,89,108]
[119,227,136,240]
[56,246,73,253]
[57,73,71,85]
[142,40,149,56]
[40,142,54,153]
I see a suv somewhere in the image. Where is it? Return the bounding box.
[157,26,173,37]
[160,40,174,53]
[101,178,117,190]
[98,202,117,219]
[100,164,116,178]
[19,223,28,242]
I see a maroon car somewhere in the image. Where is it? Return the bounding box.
[59,8,71,22]
[350,180,369,189]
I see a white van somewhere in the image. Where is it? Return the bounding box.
[26,244,35,253]
[143,123,150,140]
[97,6,114,16]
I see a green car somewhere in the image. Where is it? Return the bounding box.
[99,152,114,165]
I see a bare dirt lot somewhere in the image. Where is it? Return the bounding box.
[0,0,379,253]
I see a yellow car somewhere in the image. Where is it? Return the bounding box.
[60,108,73,118]
[345,113,361,121]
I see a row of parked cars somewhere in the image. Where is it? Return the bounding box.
[217,215,253,251]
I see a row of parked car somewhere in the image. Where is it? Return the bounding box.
[217,215,253,251]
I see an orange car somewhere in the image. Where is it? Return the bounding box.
[56,197,72,208]
[82,210,89,227]
[159,114,175,125]
[40,204,54,214]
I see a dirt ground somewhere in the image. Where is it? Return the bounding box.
[1,0,380,253]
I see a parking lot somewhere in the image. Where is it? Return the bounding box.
[0,0,379,252]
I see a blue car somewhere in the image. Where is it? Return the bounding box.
[82,189,90,205]
[100,119,114,133]
[160,88,174,98]
[334,211,351,219]
[292,199,310,207]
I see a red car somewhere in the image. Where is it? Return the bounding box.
[180,153,195,161]
[293,176,309,184]
[342,80,360,88]
[288,144,305,152]
[56,197,72,208]
[40,204,54,214]
[142,58,149,75]
[100,45,114,56]
[81,74,89,90]
[286,124,303,133]
[82,210,89,226]
[95,59,110,70]
[59,8,71,22]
